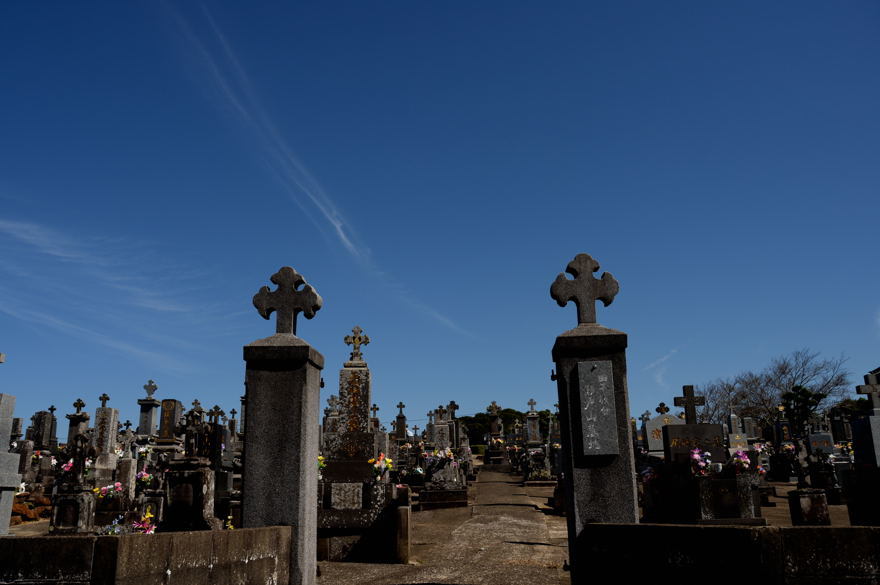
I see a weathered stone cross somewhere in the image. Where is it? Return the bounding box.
[427,411,434,424]
[488,401,500,416]
[370,404,379,418]
[99,393,110,408]
[143,379,158,397]
[528,398,537,412]
[73,398,85,414]
[123,420,132,431]
[856,370,880,415]
[48,405,56,416]
[412,425,419,436]
[448,401,459,417]
[253,266,323,335]
[344,326,370,361]
[229,408,237,419]
[639,410,651,424]
[396,402,406,415]
[674,385,705,425]
[550,253,620,325]
[655,402,670,415]
[208,405,225,424]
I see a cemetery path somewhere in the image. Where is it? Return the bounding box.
[317,469,570,585]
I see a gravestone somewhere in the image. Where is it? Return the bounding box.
[643,409,684,454]
[30,410,53,450]
[242,266,324,585]
[394,402,407,444]
[729,433,749,452]
[852,370,880,467]
[65,398,90,446]
[91,393,118,457]
[137,379,161,436]
[663,424,726,464]
[550,253,637,584]
[10,417,23,444]
[0,394,22,535]
[525,398,542,445]
[807,432,835,457]
[742,417,759,439]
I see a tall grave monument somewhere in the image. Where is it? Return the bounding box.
[137,379,160,436]
[550,253,638,582]
[242,266,324,585]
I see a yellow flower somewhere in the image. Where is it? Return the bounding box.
[368,458,376,464]
[92,488,100,494]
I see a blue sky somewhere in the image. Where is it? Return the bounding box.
[1,1,878,432]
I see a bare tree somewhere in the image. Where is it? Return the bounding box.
[696,349,850,430]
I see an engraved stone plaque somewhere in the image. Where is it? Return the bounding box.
[331,482,363,510]
[576,361,618,456]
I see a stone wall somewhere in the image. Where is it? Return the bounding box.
[0,526,292,585]
[580,524,880,585]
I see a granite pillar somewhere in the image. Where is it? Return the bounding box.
[0,394,22,535]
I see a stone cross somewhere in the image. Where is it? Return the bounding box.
[448,401,458,418]
[143,379,158,397]
[397,402,405,415]
[412,425,419,436]
[488,401,500,416]
[99,393,110,408]
[252,266,323,335]
[655,402,670,415]
[344,325,371,361]
[550,253,620,325]
[370,404,379,418]
[427,411,434,424]
[48,405,56,416]
[192,399,203,413]
[208,405,225,424]
[327,395,340,413]
[528,398,537,413]
[73,398,85,414]
[639,410,651,424]
[123,420,132,431]
[230,408,237,419]
[856,370,880,415]
[674,385,705,425]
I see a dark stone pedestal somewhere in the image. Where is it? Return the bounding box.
[243,333,323,585]
[788,488,831,526]
[50,489,96,534]
[552,323,638,584]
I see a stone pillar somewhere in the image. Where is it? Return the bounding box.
[137,397,160,437]
[66,406,90,447]
[242,266,324,585]
[550,253,638,584]
[0,394,22,535]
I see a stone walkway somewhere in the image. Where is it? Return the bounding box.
[317,469,570,585]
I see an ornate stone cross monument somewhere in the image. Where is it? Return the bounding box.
[253,266,323,335]
[144,379,158,397]
[98,393,110,408]
[655,402,670,415]
[73,398,85,414]
[344,325,370,362]
[550,253,620,325]
[674,385,705,425]
[857,370,880,415]
[528,398,537,413]
[397,402,406,415]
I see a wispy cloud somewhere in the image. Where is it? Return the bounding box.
[644,348,679,389]
[166,5,468,336]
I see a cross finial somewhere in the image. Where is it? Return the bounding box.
[397,402,406,415]
[371,404,379,418]
[73,398,85,414]
[448,401,458,414]
[143,379,158,397]
[48,405,56,416]
[192,399,203,413]
[327,395,340,413]
[99,393,110,408]
[208,405,225,423]
[550,253,620,325]
[488,401,500,416]
[528,398,537,412]
[344,326,370,361]
[655,402,670,415]
[856,369,880,415]
[230,408,237,419]
[674,385,705,425]
[124,420,132,431]
[413,425,419,435]
[253,266,323,335]
[639,410,652,424]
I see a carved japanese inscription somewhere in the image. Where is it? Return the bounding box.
[576,360,619,456]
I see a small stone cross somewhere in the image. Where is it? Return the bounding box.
[448,401,459,417]
[208,405,225,423]
[488,401,500,416]
[370,404,379,418]
[528,398,537,413]
[857,370,880,415]
[48,405,56,416]
[413,425,419,435]
[396,402,406,415]
[192,399,203,413]
[655,402,670,415]
[73,398,85,414]
[253,266,323,335]
[123,420,132,431]
[550,253,620,325]
[674,385,705,425]
[344,326,370,361]
[144,379,158,397]
[327,395,340,413]
[437,405,447,420]
[230,408,237,419]
[427,411,434,423]
[99,393,110,408]
[639,410,651,424]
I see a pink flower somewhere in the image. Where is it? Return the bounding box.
[114,482,121,488]
[100,487,108,495]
